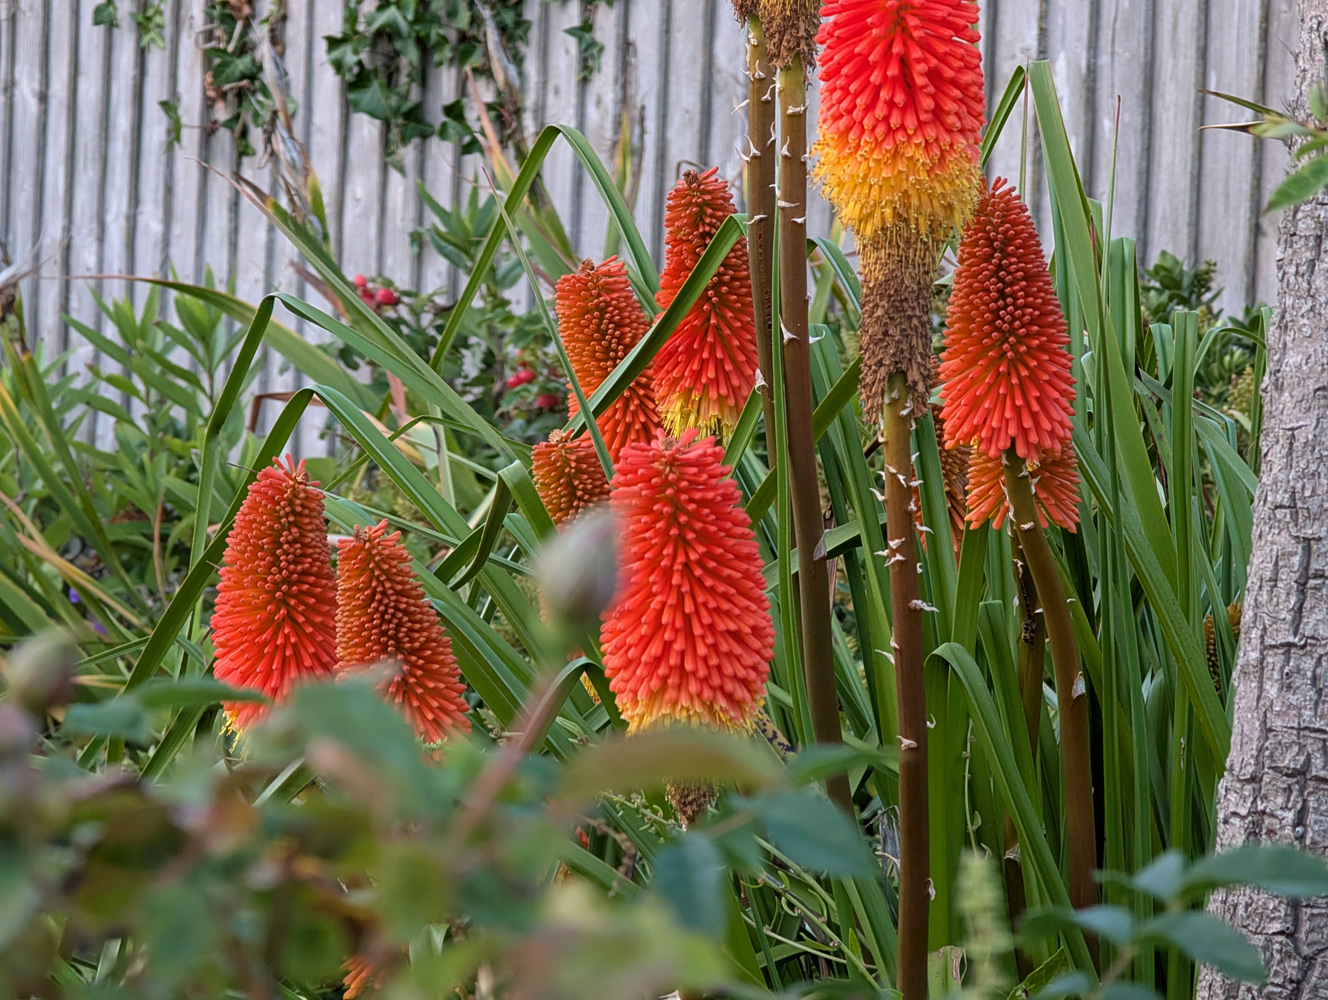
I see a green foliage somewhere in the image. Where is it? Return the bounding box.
[1210,86,1328,211]
[200,2,287,160]
[325,0,532,165]
[0,62,1313,1000]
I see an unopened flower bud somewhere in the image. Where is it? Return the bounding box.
[536,507,619,631]
[3,632,78,716]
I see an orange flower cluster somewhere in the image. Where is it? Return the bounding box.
[211,458,471,741]
[212,457,339,730]
[813,0,985,243]
[556,257,662,461]
[336,521,471,744]
[652,168,760,435]
[939,179,1080,530]
[600,432,773,732]
[532,429,612,527]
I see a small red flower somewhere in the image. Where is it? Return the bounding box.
[556,257,663,460]
[940,178,1076,461]
[601,432,774,732]
[652,169,760,435]
[532,430,611,527]
[964,446,1081,532]
[336,520,470,744]
[211,456,339,731]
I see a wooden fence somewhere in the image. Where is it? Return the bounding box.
[0,0,1296,450]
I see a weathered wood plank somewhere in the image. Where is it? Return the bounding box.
[7,0,50,339]
[1199,0,1264,317]
[1091,0,1154,247]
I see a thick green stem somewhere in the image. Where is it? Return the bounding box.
[745,18,778,439]
[777,62,848,812]
[1003,451,1098,961]
[881,372,928,1000]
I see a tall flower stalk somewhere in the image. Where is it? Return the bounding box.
[940,179,1096,946]
[733,0,778,438]
[813,3,985,993]
[760,0,848,812]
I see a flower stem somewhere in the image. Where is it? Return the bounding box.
[881,372,928,1000]
[745,17,778,438]
[1002,451,1098,956]
[777,61,848,813]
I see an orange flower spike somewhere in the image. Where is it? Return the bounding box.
[965,447,1081,532]
[532,429,612,527]
[601,432,775,732]
[813,0,986,242]
[336,521,470,744]
[556,257,663,460]
[211,456,339,731]
[939,178,1076,460]
[653,168,761,435]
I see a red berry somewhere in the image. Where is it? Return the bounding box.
[535,393,561,410]
[506,368,537,389]
[353,274,368,288]
[358,289,376,306]
[375,287,398,307]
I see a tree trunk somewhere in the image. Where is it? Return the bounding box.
[1197,4,1328,998]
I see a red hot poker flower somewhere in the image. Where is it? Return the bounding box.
[211,456,338,731]
[600,432,774,732]
[653,168,761,435]
[336,520,470,744]
[813,0,986,243]
[556,257,663,461]
[965,446,1081,532]
[532,429,612,527]
[940,178,1076,460]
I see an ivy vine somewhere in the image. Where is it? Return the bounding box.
[324,0,531,167]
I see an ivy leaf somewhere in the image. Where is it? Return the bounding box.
[159,99,182,149]
[348,76,404,122]
[92,1,119,27]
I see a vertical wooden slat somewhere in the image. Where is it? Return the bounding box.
[705,1,746,204]
[1254,0,1296,309]
[982,0,1040,196]
[0,0,18,258]
[1142,0,1205,270]
[1091,0,1154,246]
[6,0,49,333]
[575,0,628,260]
[639,0,673,265]
[1198,0,1264,317]
[1041,0,1095,236]
[662,0,708,179]
[36,0,76,358]
[531,0,583,263]
[417,64,459,296]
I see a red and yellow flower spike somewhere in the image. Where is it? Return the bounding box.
[556,257,663,461]
[336,520,470,745]
[601,432,774,732]
[964,446,1080,531]
[940,178,1076,461]
[211,456,339,731]
[652,168,761,436]
[813,0,985,244]
[532,429,612,527]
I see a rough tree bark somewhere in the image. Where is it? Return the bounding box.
[1197,3,1328,998]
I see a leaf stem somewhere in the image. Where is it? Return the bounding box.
[745,17,778,439]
